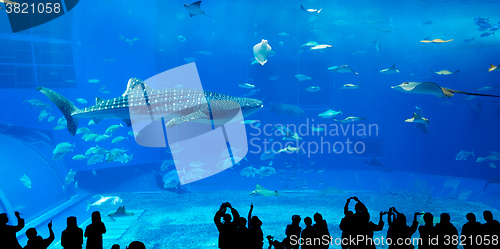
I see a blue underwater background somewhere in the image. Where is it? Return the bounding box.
[0,0,499,248]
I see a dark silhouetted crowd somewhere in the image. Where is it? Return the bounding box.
[214,197,500,249]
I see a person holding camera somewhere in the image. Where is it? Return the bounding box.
[0,211,25,249]
[387,207,419,249]
[214,202,240,249]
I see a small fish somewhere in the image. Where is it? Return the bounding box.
[65,169,76,185]
[267,75,279,80]
[279,41,284,46]
[340,83,362,89]
[92,169,97,176]
[239,81,255,89]
[72,155,88,160]
[490,163,497,168]
[306,86,321,92]
[422,20,433,25]
[317,169,325,173]
[476,157,487,163]
[166,144,184,154]
[311,127,325,132]
[475,86,497,91]
[76,127,92,135]
[334,116,366,123]
[54,125,66,130]
[177,36,186,42]
[310,44,332,50]
[456,150,474,161]
[319,109,342,118]
[75,181,78,188]
[87,154,105,165]
[88,79,100,83]
[105,124,123,134]
[20,174,32,188]
[47,116,55,122]
[278,32,289,36]
[112,136,126,143]
[76,98,88,104]
[462,38,475,43]
[480,32,495,37]
[39,110,49,122]
[88,120,96,125]
[420,39,453,43]
[295,74,311,82]
[196,51,212,56]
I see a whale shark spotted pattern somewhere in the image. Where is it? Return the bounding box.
[37,78,263,136]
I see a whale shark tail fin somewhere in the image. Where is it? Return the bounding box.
[37,87,80,136]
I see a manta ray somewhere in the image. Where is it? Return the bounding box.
[328,65,359,74]
[429,69,460,75]
[405,112,429,124]
[37,78,263,136]
[253,39,272,66]
[420,39,453,43]
[184,1,216,20]
[488,64,500,72]
[108,206,134,217]
[380,64,399,74]
[249,184,279,197]
[391,82,500,98]
[300,5,322,13]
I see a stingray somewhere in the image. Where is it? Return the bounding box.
[429,69,460,75]
[391,82,500,98]
[364,157,384,167]
[108,206,134,217]
[253,39,272,66]
[184,1,216,20]
[380,64,399,74]
[328,65,359,74]
[405,112,429,124]
[300,5,322,13]
[488,64,500,72]
[249,184,279,197]
[420,39,453,43]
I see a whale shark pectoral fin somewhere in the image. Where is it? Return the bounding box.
[165,110,209,128]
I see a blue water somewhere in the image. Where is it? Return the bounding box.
[0,0,500,247]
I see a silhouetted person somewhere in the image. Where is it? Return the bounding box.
[24,220,55,249]
[236,217,249,249]
[301,217,319,249]
[482,210,500,248]
[417,213,435,249]
[285,215,302,249]
[387,207,419,249]
[434,213,458,249]
[339,197,355,249]
[85,211,106,249]
[214,202,239,249]
[0,211,25,249]
[127,241,145,249]
[111,244,120,249]
[61,216,83,249]
[248,203,264,249]
[350,197,385,249]
[461,213,482,249]
[313,213,330,249]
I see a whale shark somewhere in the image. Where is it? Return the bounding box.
[37,78,263,136]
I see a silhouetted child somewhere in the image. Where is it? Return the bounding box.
[0,211,25,249]
[248,203,264,249]
[284,215,302,249]
[84,211,106,249]
[111,244,120,249]
[417,212,435,249]
[214,202,239,249]
[461,213,482,249]
[339,197,354,249]
[126,241,145,249]
[482,210,500,248]
[434,213,458,249]
[313,213,330,249]
[266,235,284,249]
[24,220,55,249]
[301,217,319,249]
[62,216,83,249]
